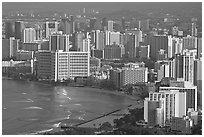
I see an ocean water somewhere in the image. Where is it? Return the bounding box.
[2,79,136,135]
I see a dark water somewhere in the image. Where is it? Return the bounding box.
[2,79,136,135]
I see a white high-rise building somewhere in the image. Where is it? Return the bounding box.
[23,28,36,43]
[144,90,186,127]
[160,80,197,112]
[37,50,90,81]
[82,38,90,52]
[107,20,114,31]
[105,30,110,46]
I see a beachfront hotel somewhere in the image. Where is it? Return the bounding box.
[144,79,198,127]
[37,50,90,82]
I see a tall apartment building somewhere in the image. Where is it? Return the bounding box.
[160,80,198,112]
[5,21,15,39]
[110,68,123,89]
[109,32,120,45]
[82,38,90,52]
[144,90,186,127]
[44,21,58,38]
[37,50,90,81]
[74,31,85,51]
[49,33,69,52]
[15,21,24,41]
[107,20,114,31]
[174,53,195,84]
[183,35,197,50]
[144,35,173,60]
[191,22,197,37]
[61,18,74,35]
[2,37,20,59]
[139,45,150,59]
[95,30,105,50]
[197,38,202,59]
[157,63,170,81]
[125,33,140,58]
[23,28,36,43]
[104,44,125,59]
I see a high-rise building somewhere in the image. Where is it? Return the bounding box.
[62,18,71,35]
[157,63,170,81]
[36,51,53,79]
[197,38,202,59]
[15,21,24,41]
[49,33,69,52]
[104,43,125,59]
[107,20,114,31]
[2,37,20,59]
[144,90,186,126]
[174,53,195,84]
[74,31,85,51]
[5,21,15,39]
[125,32,141,58]
[144,35,173,60]
[44,21,58,38]
[110,64,148,89]
[121,67,148,86]
[183,35,197,50]
[35,27,43,40]
[109,32,120,45]
[171,37,183,58]
[95,30,105,50]
[139,45,150,59]
[121,17,125,31]
[194,59,202,106]
[105,30,110,45]
[37,50,90,81]
[110,68,123,89]
[82,38,90,52]
[191,22,197,37]
[23,28,36,43]
[161,80,197,112]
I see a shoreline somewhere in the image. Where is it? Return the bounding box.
[3,76,140,101]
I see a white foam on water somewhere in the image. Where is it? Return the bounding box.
[33,128,53,134]
[52,122,61,128]
[22,92,27,95]
[23,106,43,110]
[13,99,34,103]
[74,104,81,106]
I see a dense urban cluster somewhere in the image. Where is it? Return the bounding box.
[2,6,202,135]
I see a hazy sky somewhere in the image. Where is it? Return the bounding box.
[2,2,201,14]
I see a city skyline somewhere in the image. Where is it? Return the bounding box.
[2,1,202,135]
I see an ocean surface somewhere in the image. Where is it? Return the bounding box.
[2,79,136,135]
